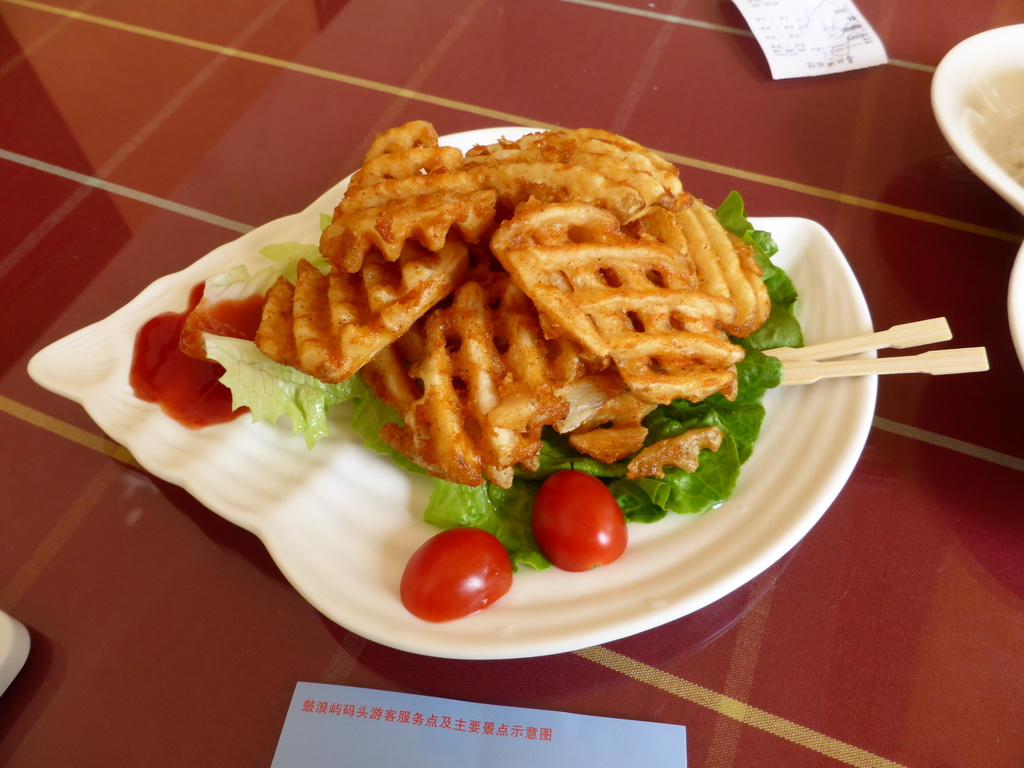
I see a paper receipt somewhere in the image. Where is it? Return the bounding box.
[731,0,888,79]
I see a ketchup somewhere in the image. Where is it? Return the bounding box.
[129,282,264,428]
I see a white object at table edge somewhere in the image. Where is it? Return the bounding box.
[0,611,29,696]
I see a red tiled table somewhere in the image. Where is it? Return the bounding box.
[1,1,1022,765]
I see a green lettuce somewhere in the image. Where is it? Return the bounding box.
[202,241,329,306]
[423,480,549,570]
[204,335,356,450]
[199,232,338,450]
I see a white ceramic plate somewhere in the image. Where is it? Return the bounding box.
[28,127,876,659]
[932,25,1024,368]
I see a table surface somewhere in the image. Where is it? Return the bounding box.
[2,1,1023,766]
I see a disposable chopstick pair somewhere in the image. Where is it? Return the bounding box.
[763,317,990,386]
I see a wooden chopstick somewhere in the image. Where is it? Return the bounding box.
[777,347,989,385]
[764,317,952,363]
[762,317,990,386]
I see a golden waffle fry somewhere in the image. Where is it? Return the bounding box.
[637,201,770,337]
[553,372,626,434]
[359,336,424,415]
[555,373,657,463]
[361,119,441,163]
[490,200,745,404]
[369,278,568,488]
[465,127,686,223]
[349,145,465,191]
[626,426,723,479]
[320,121,498,273]
[254,275,299,369]
[255,240,469,383]
[245,121,778,488]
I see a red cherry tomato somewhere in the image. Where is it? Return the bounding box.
[531,470,628,571]
[400,527,513,622]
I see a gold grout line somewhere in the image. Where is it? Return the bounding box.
[559,0,757,38]
[2,0,1021,244]
[0,0,100,78]
[558,0,936,73]
[0,459,124,609]
[574,645,908,768]
[0,394,141,469]
[335,0,494,175]
[0,147,253,238]
[319,633,368,687]
[659,152,1023,244]
[873,415,1024,471]
[702,571,779,767]
[0,0,556,130]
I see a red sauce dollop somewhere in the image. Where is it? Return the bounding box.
[129,282,264,428]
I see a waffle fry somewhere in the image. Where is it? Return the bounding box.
[465,127,687,223]
[636,201,770,337]
[360,119,441,163]
[556,374,657,464]
[320,121,498,273]
[490,200,745,404]
[626,427,723,479]
[243,121,774,488]
[365,277,569,488]
[255,240,469,383]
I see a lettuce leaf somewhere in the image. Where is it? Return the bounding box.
[204,335,357,450]
[200,235,338,450]
[201,241,329,306]
[257,241,328,281]
[611,431,741,522]
[423,479,550,571]
[345,376,427,476]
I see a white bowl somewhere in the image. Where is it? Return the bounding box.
[932,24,1024,215]
[932,25,1024,369]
